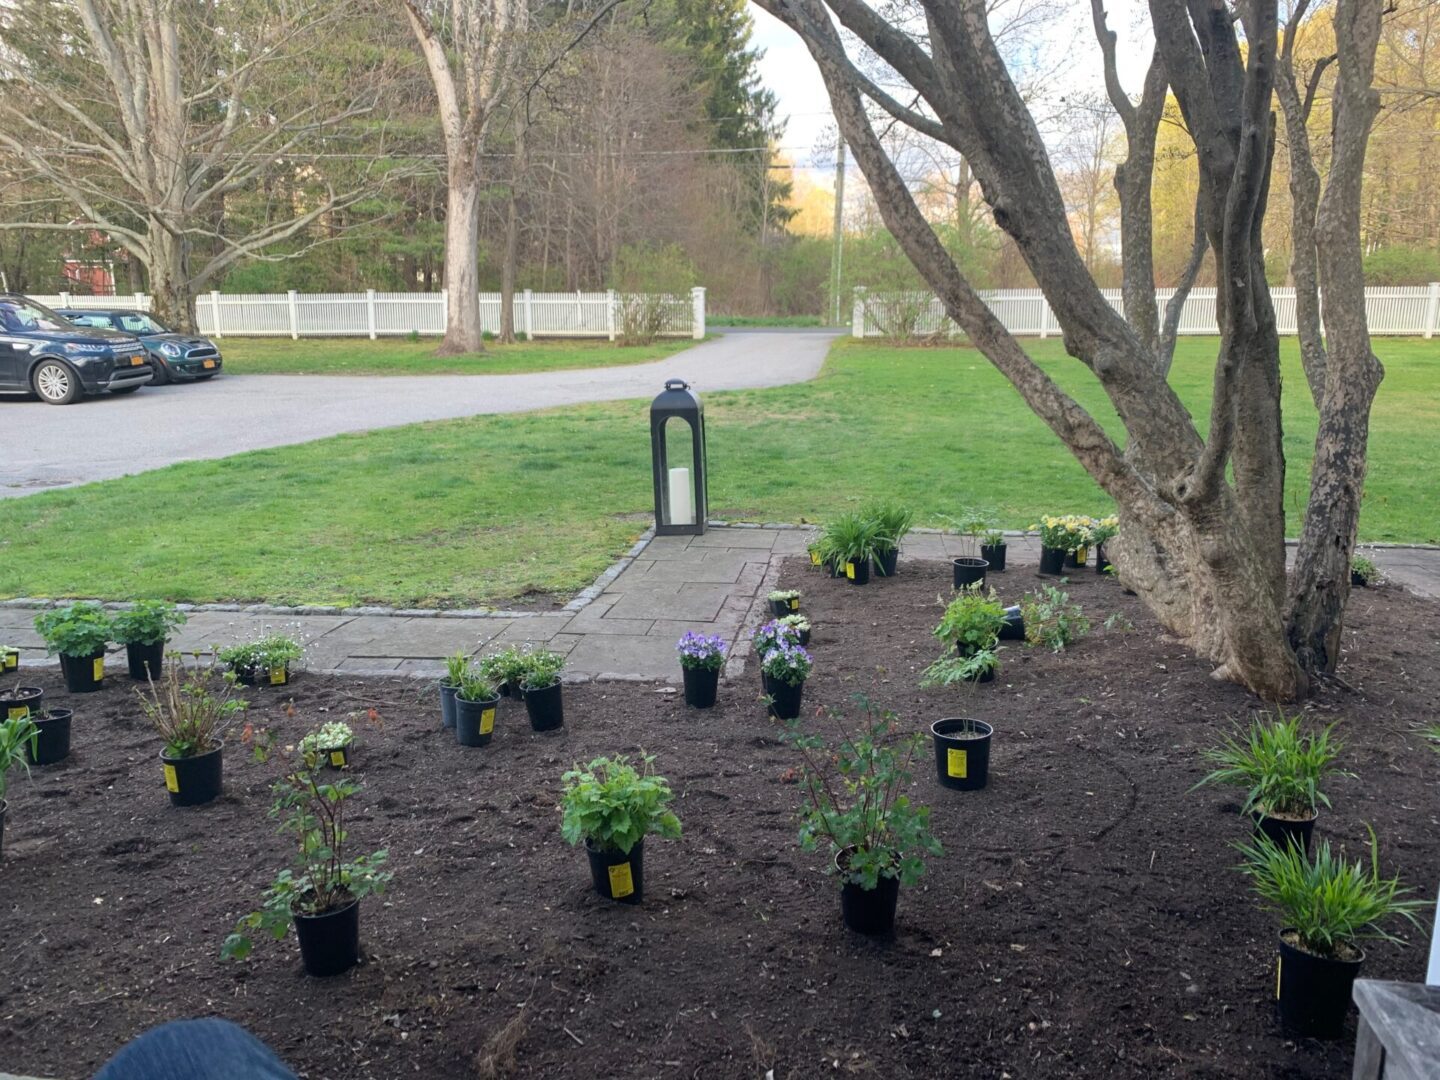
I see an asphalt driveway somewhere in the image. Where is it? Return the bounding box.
[0,329,838,497]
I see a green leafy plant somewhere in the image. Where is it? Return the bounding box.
[1021,586,1090,652]
[1351,553,1380,585]
[298,721,353,757]
[940,507,990,559]
[217,634,304,678]
[442,651,470,688]
[920,647,1000,687]
[979,527,1005,549]
[34,602,112,657]
[456,669,498,702]
[767,589,801,604]
[559,753,682,855]
[932,586,1006,655]
[518,649,564,691]
[478,645,530,689]
[222,766,391,960]
[778,614,811,634]
[821,511,882,567]
[111,601,187,647]
[0,715,39,803]
[1193,711,1347,820]
[784,697,942,890]
[1234,827,1429,959]
[1424,724,1440,754]
[863,503,914,558]
[140,659,246,758]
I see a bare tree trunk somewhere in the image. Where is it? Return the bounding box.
[438,169,485,355]
[147,226,197,332]
[500,118,527,344]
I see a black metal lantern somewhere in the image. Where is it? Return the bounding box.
[650,379,708,536]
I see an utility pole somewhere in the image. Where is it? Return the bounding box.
[829,140,846,326]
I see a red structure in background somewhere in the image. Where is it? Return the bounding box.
[60,224,116,295]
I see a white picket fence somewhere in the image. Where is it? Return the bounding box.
[31,287,708,341]
[853,285,1440,339]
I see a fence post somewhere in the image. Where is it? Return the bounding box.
[134,291,146,311]
[366,289,378,340]
[606,288,616,342]
[852,288,865,338]
[691,286,706,340]
[287,290,299,340]
[210,290,223,338]
[1426,282,1440,340]
[1038,299,1049,339]
[59,291,71,308]
[524,288,534,339]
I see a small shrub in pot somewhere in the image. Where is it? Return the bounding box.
[519,650,565,731]
[0,715,39,856]
[560,753,681,904]
[299,721,355,769]
[929,585,1006,680]
[1020,586,1090,652]
[34,602,113,693]
[676,632,726,709]
[141,659,245,808]
[217,634,304,687]
[111,600,187,681]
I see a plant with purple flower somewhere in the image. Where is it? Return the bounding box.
[752,619,800,657]
[676,632,727,671]
[761,639,812,686]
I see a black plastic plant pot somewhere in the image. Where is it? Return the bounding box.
[952,557,989,590]
[586,837,644,905]
[497,680,513,699]
[1095,545,1112,576]
[162,743,223,807]
[1039,546,1067,575]
[1066,547,1089,568]
[1276,931,1363,1038]
[980,543,1007,572]
[875,548,899,578]
[60,650,106,693]
[769,597,802,618]
[126,641,165,681]
[235,664,291,687]
[794,627,811,647]
[523,681,564,731]
[321,745,352,770]
[454,694,499,747]
[931,718,993,791]
[1,646,18,672]
[682,666,719,709]
[843,557,871,585]
[27,709,72,766]
[1,685,44,723]
[0,798,7,858]
[763,674,805,721]
[998,606,1026,642]
[439,683,459,730]
[1350,570,1368,588]
[835,850,900,935]
[1253,810,1317,856]
[825,558,842,579]
[293,899,361,977]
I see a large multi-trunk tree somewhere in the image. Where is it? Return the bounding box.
[0,0,390,331]
[755,0,1386,701]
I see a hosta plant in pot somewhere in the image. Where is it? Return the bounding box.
[222,766,391,977]
[1087,516,1120,574]
[1193,711,1346,855]
[560,753,682,905]
[141,659,245,808]
[760,638,812,721]
[519,650,566,731]
[218,633,304,687]
[112,600,188,681]
[439,651,468,730]
[677,632,726,709]
[300,721,355,770]
[822,512,881,585]
[0,715,39,857]
[778,613,811,647]
[1235,827,1427,1038]
[34,602,113,693]
[864,503,914,577]
[767,589,802,618]
[454,668,500,747]
[785,698,942,935]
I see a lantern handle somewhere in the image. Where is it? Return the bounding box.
[664,379,689,391]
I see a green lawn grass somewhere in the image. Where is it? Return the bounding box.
[218,335,701,376]
[2,336,1435,608]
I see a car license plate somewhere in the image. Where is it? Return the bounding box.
[131,356,145,366]
[202,359,215,369]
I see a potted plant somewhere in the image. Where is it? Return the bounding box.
[25,708,73,767]
[1032,516,1087,575]
[0,715,39,857]
[217,633,304,686]
[223,766,391,977]
[822,512,881,585]
[454,668,500,747]
[1,683,44,722]
[141,659,245,808]
[677,632,726,709]
[864,503,914,577]
[778,613,811,647]
[519,650,565,731]
[1088,516,1119,574]
[111,600,188,681]
[785,699,942,935]
[300,721,355,769]
[760,637,812,721]
[979,527,1007,573]
[1235,828,1427,1038]
[944,510,990,588]
[1193,712,1346,855]
[1020,585,1091,652]
[1351,552,1380,588]
[560,753,681,904]
[767,589,802,618]
[928,586,1006,681]
[479,645,529,698]
[439,651,468,729]
[1,645,18,672]
[34,602,113,693]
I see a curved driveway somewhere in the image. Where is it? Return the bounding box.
[0,328,838,497]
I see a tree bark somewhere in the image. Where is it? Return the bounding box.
[147,225,197,332]
[500,117,528,344]
[438,169,485,355]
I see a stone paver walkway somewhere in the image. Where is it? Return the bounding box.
[1,528,1435,682]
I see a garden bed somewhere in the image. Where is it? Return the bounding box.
[0,561,1435,1079]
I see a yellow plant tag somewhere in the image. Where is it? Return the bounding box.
[845,562,856,580]
[608,862,635,899]
[1275,956,1282,1000]
[269,667,287,686]
[789,598,800,611]
[947,748,968,779]
[7,706,29,721]
[92,657,104,680]
[163,764,179,793]
[810,551,821,566]
[330,751,345,767]
[480,708,496,735]
[3,652,16,670]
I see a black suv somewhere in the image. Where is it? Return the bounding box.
[0,294,153,404]
[57,308,222,384]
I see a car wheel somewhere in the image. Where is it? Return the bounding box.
[32,359,83,405]
[149,360,172,385]
[110,386,141,395]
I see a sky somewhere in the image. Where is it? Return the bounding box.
[747,1,1157,189]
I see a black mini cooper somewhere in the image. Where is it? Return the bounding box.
[57,308,223,384]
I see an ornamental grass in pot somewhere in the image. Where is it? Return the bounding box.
[519,650,566,731]
[676,632,726,709]
[759,637,812,721]
[35,602,112,693]
[785,698,942,935]
[111,600,187,681]
[141,659,245,808]
[979,527,1008,573]
[1193,711,1347,856]
[217,633,304,687]
[454,669,500,747]
[439,651,468,729]
[822,512,881,585]
[1235,827,1427,1039]
[560,753,681,905]
[223,763,391,977]
[864,503,914,577]
[0,715,39,857]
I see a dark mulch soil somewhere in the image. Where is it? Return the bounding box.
[1,559,1437,1080]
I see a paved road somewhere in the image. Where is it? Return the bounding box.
[0,328,839,497]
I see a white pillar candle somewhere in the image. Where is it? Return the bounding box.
[667,467,693,525]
